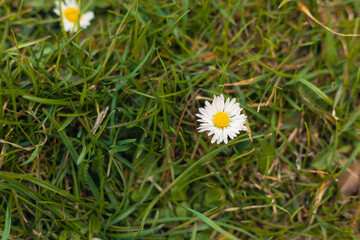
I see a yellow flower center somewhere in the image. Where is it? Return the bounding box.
[213,112,230,129]
[64,7,79,23]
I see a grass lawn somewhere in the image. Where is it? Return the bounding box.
[1,0,360,239]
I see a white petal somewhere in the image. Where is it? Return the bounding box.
[228,127,239,139]
[197,118,212,124]
[200,117,213,124]
[236,114,247,121]
[201,114,213,122]
[65,0,77,7]
[230,106,241,116]
[229,122,245,129]
[213,96,220,112]
[213,129,223,144]
[82,11,94,22]
[217,135,223,144]
[208,129,216,136]
[54,1,64,15]
[197,128,208,133]
[212,128,221,138]
[219,95,225,111]
[205,101,216,116]
[63,20,75,32]
[222,130,228,144]
[228,126,240,135]
[80,11,94,28]
[228,103,240,116]
[224,97,231,112]
[198,124,213,129]
[231,115,246,121]
[199,108,212,120]
[54,1,61,8]
[228,131,236,139]
[199,108,207,115]
[219,94,224,102]
[211,135,218,144]
[225,104,236,116]
[205,100,212,109]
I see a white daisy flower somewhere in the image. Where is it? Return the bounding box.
[54,0,94,32]
[196,94,247,144]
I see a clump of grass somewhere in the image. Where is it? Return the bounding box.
[1,0,360,239]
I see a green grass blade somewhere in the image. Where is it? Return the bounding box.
[138,136,255,236]
[297,77,333,106]
[20,144,40,166]
[23,95,79,105]
[4,36,50,53]
[1,198,11,240]
[184,206,239,240]
[43,109,79,162]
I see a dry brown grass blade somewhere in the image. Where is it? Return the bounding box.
[0,139,34,151]
[0,142,7,169]
[309,180,331,225]
[220,77,256,87]
[91,106,109,134]
[298,2,360,37]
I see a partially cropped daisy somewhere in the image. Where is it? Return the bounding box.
[197,94,247,144]
[54,0,94,32]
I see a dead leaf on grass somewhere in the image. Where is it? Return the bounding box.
[338,160,360,197]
